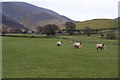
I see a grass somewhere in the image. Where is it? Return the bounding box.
[2,35,118,78]
[76,19,118,30]
[60,35,118,45]
[4,33,42,37]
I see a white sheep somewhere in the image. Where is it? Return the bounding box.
[96,44,106,50]
[73,42,82,48]
[56,41,62,46]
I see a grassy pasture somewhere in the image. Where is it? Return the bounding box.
[76,19,118,30]
[2,35,118,78]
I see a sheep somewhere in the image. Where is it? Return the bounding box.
[73,42,82,48]
[56,41,62,46]
[96,44,106,50]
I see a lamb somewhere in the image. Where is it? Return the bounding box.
[56,41,62,46]
[96,44,106,50]
[73,42,82,48]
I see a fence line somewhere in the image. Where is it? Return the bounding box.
[1,33,119,45]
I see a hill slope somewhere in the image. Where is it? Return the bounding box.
[1,14,25,29]
[76,19,118,30]
[1,2,73,29]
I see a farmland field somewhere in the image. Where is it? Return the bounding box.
[2,35,118,78]
[76,19,118,30]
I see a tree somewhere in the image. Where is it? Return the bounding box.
[100,32,105,38]
[43,24,58,36]
[84,26,92,36]
[36,26,43,33]
[65,22,76,35]
[105,31,116,39]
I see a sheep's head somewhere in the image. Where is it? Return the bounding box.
[102,44,105,47]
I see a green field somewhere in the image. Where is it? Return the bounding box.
[76,19,118,29]
[2,35,118,78]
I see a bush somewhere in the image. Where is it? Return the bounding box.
[105,31,116,39]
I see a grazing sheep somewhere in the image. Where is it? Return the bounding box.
[96,44,106,50]
[73,42,82,48]
[56,41,62,46]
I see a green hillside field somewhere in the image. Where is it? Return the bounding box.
[75,19,118,30]
[2,35,118,78]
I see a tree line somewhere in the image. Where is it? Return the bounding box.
[1,21,118,40]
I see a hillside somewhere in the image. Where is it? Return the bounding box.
[76,19,118,30]
[115,17,120,20]
[1,2,119,31]
[1,2,73,29]
[1,14,25,29]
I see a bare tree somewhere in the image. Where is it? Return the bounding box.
[65,22,76,35]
